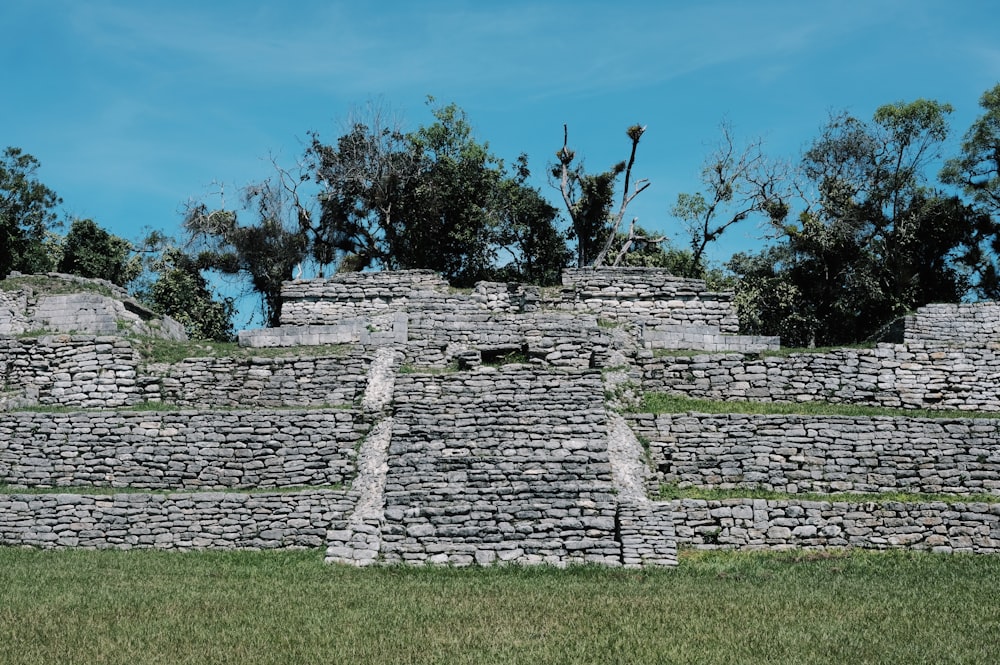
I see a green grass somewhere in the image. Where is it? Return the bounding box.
[0,273,115,297]
[0,548,997,664]
[638,392,1000,419]
[657,483,1000,505]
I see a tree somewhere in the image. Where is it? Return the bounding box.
[182,182,308,329]
[137,244,235,341]
[941,83,1000,297]
[58,218,141,287]
[310,99,570,285]
[308,102,421,272]
[493,154,571,285]
[394,101,507,285]
[671,123,790,277]
[730,99,998,345]
[727,244,817,347]
[0,147,62,276]
[554,124,650,268]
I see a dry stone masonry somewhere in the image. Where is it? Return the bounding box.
[637,344,1000,411]
[0,409,367,490]
[379,369,622,566]
[0,272,185,340]
[0,490,351,550]
[2,268,1000,561]
[629,413,1000,495]
[1,335,147,410]
[672,498,999,553]
[904,302,1000,345]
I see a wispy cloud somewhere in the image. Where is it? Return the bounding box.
[59,1,886,101]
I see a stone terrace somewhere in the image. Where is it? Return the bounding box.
[2,268,1000,561]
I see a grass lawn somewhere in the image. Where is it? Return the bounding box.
[0,547,997,664]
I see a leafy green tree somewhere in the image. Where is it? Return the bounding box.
[138,246,235,341]
[0,147,62,276]
[393,101,507,285]
[941,82,1000,297]
[58,218,141,286]
[307,104,421,273]
[183,184,308,328]
[493,155,571,285]
[310,100,570,285]
[727,244,817,346]
[731,99,998,346]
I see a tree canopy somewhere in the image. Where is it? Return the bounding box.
[0,147,62,277]
[731,97,1000,346]
[309,100,568,285]
[8,85,1000,343]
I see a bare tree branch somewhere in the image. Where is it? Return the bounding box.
[592,124,649,267]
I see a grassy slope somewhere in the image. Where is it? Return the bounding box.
[0,548,997,665]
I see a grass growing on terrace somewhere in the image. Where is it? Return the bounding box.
[638,393,1000,420]
[0,273,115,297]
[0,548,997,664]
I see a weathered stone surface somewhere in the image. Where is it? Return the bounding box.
[0,490,352,550]
[630,412,1000,496]
[4,268,1000,564]
[671,498,1000,554]
[0,409,367,489]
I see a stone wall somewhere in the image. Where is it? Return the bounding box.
[671,498,1000,554]
[0,489,351,550]
[0,335,148,410]
[0,409,367,489]
[375,369,624,566]
[904,302,1000,345]
[405,312,610,369]
[280,270,454,326]
[280,272,542,329]
[1,339,378,411]
[641,324,779,353]
[629,412,1000,495]
[238,316,407,348]
[637,343,1000,411]
[559,268,740,334]
[156,352,374,408]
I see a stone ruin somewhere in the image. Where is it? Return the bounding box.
[0,269,998,564]
[0,272,185,340]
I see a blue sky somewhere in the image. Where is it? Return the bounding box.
[3,0,999,323]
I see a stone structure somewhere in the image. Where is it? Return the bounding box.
[156,352,375,408]
[637,344,1000,411]
[0,409,367,490]
[629,413,1000,495]
[0,335,148,410]
[904,301,1000,345]
[325,368,676,567]
[0,273,185,340]
[672,498,999,554]
[0,490,350,550]
[2,267,1000,562]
